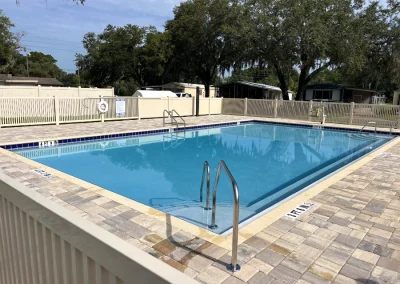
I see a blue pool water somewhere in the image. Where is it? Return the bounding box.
[14,123,391,234]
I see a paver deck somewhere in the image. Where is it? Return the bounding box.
[1,115,400,284]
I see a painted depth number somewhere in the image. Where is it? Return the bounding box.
[39,140,58,148]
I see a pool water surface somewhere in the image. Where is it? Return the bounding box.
[14,123,392,234]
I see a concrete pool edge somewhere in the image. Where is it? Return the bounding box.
[1,119,399,251]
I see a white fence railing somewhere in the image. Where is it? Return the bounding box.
[222,98,400,128]
[0,97,222,127]
[0,96,399,128]
[0,172,198,284]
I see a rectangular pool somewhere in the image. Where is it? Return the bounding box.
[13,122,392,234]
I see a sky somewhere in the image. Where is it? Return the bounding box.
[2,0,388,73]
[1,0,181,72]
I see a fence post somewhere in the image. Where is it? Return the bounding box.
[274,99,278,118]
[192,97,196,116]
[244,98,248,116]
[168,96,170,111]
[137,97,141,120]
[100,95,104,123]
[349,102,354,125]
[209,95,211,115]
[37,85,41,97]
[78,86,81,97]
[54,96,60,125]
[308,101,313,122]
[0,98,2,128]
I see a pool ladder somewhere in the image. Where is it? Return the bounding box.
[200,160,240,272]
[360,121,377,133]
[163,109,186,130]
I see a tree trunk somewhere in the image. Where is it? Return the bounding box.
[274,64,289,100]
[296,62,330,101]
[296,66,310,101]
[205,82,210,98]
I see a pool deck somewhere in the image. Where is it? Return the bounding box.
[1,115,400,284]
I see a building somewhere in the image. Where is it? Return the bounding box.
[392,90,400,105]
[0,74,64,87]
[143,82,217,98]
[218,81,286,99]
[305,84,381,104]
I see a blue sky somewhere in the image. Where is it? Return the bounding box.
[1,0,181,72]
[2,0,388,73]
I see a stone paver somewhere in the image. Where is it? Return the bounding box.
[1,115,400,284]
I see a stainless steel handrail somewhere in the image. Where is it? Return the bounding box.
[209,160,240,272]
[390,117,400,134]
[163,109,179,128]
[360,121,377,133]
[199,161,211,210]
[171,109,186,129]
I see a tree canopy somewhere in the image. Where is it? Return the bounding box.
[4,0,400,98]
[165,0,248,97]
[8,51,65,78]
[0,10,22,73]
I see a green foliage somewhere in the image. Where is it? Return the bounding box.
[247,0,367,100]
[166,0,248,97]
[0,10,21,73]
[9,52,65,79]
[76,25,169,94]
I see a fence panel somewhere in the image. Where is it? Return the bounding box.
[277,101,310,120]
[59,98,100,123]
[102,97,139,120]
[170,98,193,116]
[352,104,400,128]
[0,97,56,126]
[139,98,169,118]
[0,173,197,284]
[323,103,352,124]
[221,99,245,115]
[247,99,275,117]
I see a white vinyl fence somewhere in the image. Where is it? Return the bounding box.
[0,172,198,284]
[0,96,399,128]
[0,97,222,127]
[221,98,400,128]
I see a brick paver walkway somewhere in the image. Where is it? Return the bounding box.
[1,116,399,284]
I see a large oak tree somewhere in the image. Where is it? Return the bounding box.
[166,0,248,97]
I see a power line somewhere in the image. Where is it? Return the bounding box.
[23,44,82,53]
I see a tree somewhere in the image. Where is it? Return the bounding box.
[0,10,22,73]
[9,51,65,78]
[249,0,366,100]
[166,0,247,97]
[310,1,400,94]
[76,25,170,94]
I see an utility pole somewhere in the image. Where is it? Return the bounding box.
[26,53,30,77]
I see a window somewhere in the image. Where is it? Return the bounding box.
[314,90,332,100]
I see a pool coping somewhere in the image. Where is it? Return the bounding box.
[1,118,400,250]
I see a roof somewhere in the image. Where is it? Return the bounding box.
[132,90,177,98]
[170,82,216,89]
[219,81,282,92]
[238,81,282,91]
[144,82,216,89]
[0,74,63,86]
[306,83,382,93]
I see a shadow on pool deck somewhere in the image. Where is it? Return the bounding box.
[164,213,231,272]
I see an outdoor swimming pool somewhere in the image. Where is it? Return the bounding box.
[14,122,392,234]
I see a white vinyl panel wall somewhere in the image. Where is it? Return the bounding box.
[0,173,199,284]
